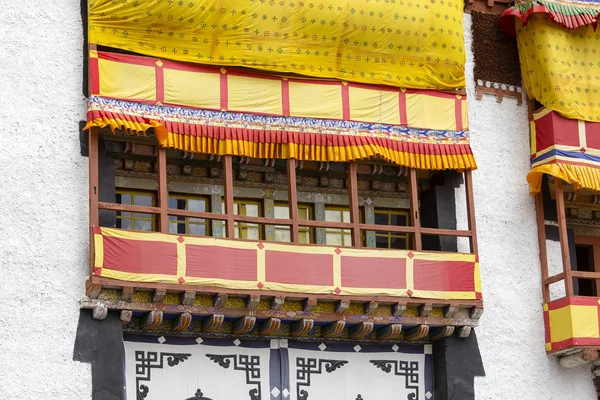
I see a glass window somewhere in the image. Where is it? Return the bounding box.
[115,190,156,231]
[324,207,352,246]
[273,203,313,244]
[373,209,409,249]
[168,195,210,236]
[221,199,263,240]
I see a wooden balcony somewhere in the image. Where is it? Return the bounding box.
[84,226,482,342]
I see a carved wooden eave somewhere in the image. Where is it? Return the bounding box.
[82,277,483,343]
[465,0,513,15]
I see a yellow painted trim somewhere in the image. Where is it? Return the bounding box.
[409,290,478,300]
[94,232,104,269]
[176,240,186,279]
[100,269,182,284]
[257,247,266,284]
[406,256,414,292]
[578,120,587,149]
[90,50,98,59]
[474,262,481,293]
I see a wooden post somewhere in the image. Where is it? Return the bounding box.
[287,159,299,244]
[555,179,574,297]
[409,168,422,251]
[157,147,169,233]
[535,192,550,303]
[223,155,235,239]
[594,242,600,296]
[347,162,361,247]
[464,170,479,255]
[89,127,99,274]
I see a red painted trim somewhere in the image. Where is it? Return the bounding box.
[98,51,159,67]
[346,81,399,93]
[534,158,600,169]
[93,226,103,235]
[551,337,600,352]
[543,309,551,347]
[455,97,463,130]
[281,79,290,116]
[93,267,103,276]
[409,89,459,100]
[399,91,408,126]
[155,64,165,104]
[90,55,100,95]
[341,83,350,120]
[547,296,600,310]
[220,72,228,111]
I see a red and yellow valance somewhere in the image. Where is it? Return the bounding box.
[93,226,482,300]
[88,0,466,90]
[91,50,468,132]
[544,296,600,353]
[528,107,600,193]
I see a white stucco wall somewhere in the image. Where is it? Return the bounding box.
[461,13,596,399]
[0,1,92,398]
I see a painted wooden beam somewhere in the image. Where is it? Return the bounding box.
[259,318,281,336]
[405,325,429,341]
[181,291,196,306]
[173,312,192,331]
[202,314,224,333]
[349,322,374,340]
[141,311,163,329]
[322,321,346,338]
[377,324,403,340]
[430,326,455,341]
[232,316,256,335]
[290,319,314,337]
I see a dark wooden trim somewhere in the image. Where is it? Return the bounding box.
[571,271,600,279]
[157,146,169,233]
[89,127,99,275]
[536,192,551,303]
[555,179,574,297]
[348,162,361,247]
[223,155,235,239]
[465,170,478,255]
[409,168,422,250]
[287,158,299,244]
[88,276,484,308]
[98,202,160,214]
[420,227,472,237]
[544,273,565,286]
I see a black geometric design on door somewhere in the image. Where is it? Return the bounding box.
[295,357,349,400]
[134,351,192,400]
[206,354,262,400]
[369,360,420,400]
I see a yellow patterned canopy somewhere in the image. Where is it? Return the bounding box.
[515,14,600,122]
[88,0,466,90]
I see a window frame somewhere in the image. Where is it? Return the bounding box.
[115,189,157,231]
[168,193,212,237]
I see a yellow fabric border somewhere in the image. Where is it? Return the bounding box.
[527,163,600,193]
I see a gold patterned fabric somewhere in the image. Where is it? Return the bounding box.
[88,0,466,89]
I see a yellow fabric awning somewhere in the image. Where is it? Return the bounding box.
[88,0,466,90]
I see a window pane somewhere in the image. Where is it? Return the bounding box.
[274,206,289,219]
[390,237,407,250]
[343,232,352,245]
[168,221,178,233]
[168,198,178,209]
[189,223,207,236]
[374,213,389,225]
[118,211,132,218]
[298,207,310,220]
[118,194,132,205]
[390,213,408,226]
[134,219,152,231]
[274,228,291,242]
[188,199,206,212]
[326,231,343,246]
[189,217,205,224]
[245,204,259,217]
[135,195,153,207]
[375,235,389,249]
[342,211,350,223]
[117,218,132,230]
[325,210,342,222]
[245,225,260,240]
[136,213,152,219]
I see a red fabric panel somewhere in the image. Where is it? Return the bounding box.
[186,245,257,281]
[413,259,475,292]
[534,112,556,152]
[265,251,333,286]
[551,113,579,146]
[585,121,600,150]
[341,256,407,289]
[102,236,178,275]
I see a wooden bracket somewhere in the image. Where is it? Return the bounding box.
[259,318,281,336]
[457,326,472,338]
[121,287,134,301]
[336,300,350,314]
[290,319,314,337]
[213,293,228,308]
[475,80,523,105]
[430,326,456,341]
[444,305,459,318]
[120,310,133,323]
[470,306,484,320]
[202,314,225,333]
[377,324,403,340]
[92,303,108,320]
[419,304,433,317]
[365,301,379,315]
[271,296,285,311]
[405,325,429,341]
[246,295,261,309]
[392,303,407,316]
[174,312,192,332]
[348,322,374,340]
[141,311,163,329]
[232,316,257,335]
[181,291,196,306]
[152,289,167,303]
[87,282,102,299]
[304,297,317,313]
[322,321,346,338]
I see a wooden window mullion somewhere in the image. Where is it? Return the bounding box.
[465,170,479,255]
[535,191,551,303]
[555,179,574,297]
[224,155,236,239]
[287,159,300,244]
[157,147,169,233]
[348,162,361,248]
[409,168,422,251]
